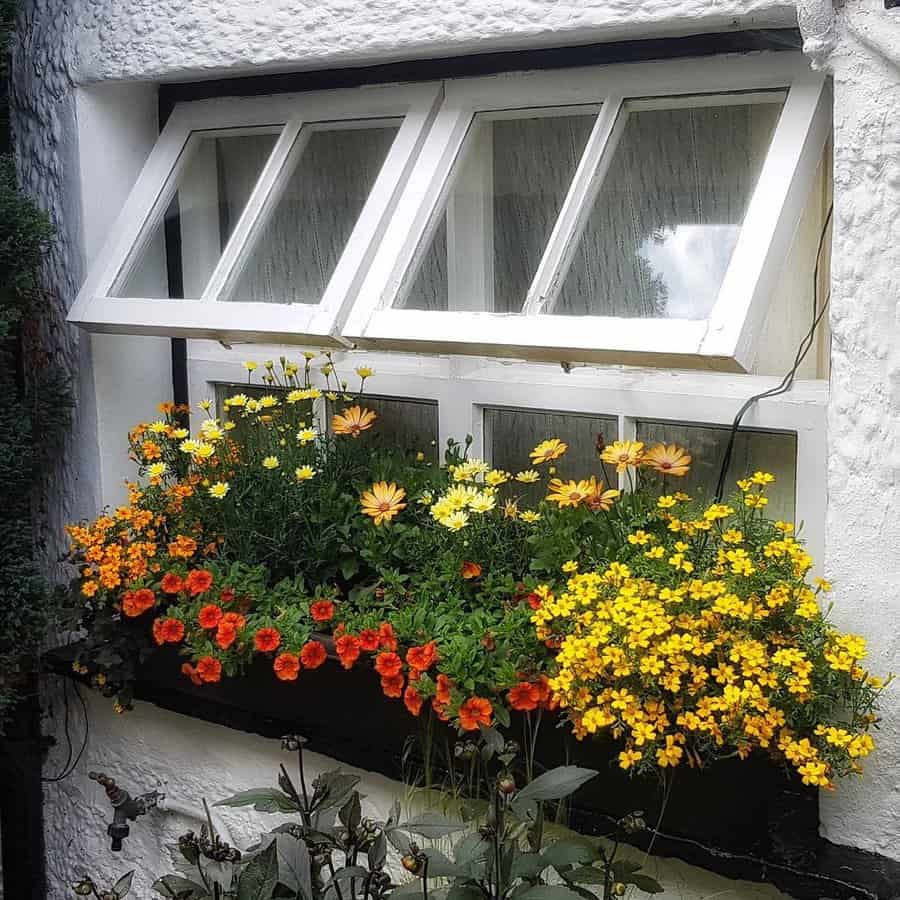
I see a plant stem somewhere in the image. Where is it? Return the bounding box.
[298,746,312,827]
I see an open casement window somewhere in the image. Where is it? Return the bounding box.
[67,83,441,344]
[344,54,830,371]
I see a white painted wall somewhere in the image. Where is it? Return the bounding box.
[11,0,900,893]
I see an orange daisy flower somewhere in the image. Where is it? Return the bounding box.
[585,477,620,512]
[643,443,692,477]
[529,438,568,465]
[254,628,281,653]
[545,478,593,509]
[458,696,493,731]
[300,640,328,669]
[195,656,222,683]
[359,482,407,525]
[600,440,645,473]
[331,405,377,438]
[273,653,301,681]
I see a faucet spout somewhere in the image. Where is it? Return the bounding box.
[89,771,162,852]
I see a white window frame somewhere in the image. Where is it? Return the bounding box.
[67,82,442,344]
[186,342,827,572]
[343,53,830,372]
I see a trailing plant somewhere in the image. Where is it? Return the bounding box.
[65,358,884,789]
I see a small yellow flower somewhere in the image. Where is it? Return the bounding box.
[485,469,510,487]
[515,469,540,484]
[618,748,643,770]
[529,439,568,465]
[468,492,496,514]
[297,428,317,444]
[520,510,542,523]
[360,481,407,525]
[193,442,215,460]
[440,510,470,531]
[416,451,425,462]
[295,465,316,481]
[657,495,677,509]
[225,393,248,408]
[243,361,258,372]
[198,399,212,411]
[262,456,280,469]
[546,478,592,508]
[179,439,199,454]
[355,366,375,379]
[562,560,579,573]
[751,471,775,485]
[208,481,230,499]
[147,462,168,479]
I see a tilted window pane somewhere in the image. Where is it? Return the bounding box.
[553,95,785,319]
[486,407,618,504]
[225,124,399,304]
[114,130,279,299]
[400,110,597,312]
[635,420,796,522]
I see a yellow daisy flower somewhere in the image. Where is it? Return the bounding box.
[530,438,568,465]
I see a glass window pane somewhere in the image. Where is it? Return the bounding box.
[114,130,279,298]
[225,123,399,304]
[553,95,785,319]
[328,395,439,461]
[486,407,618,503]
[400,110,597,312]
[635,420,796,521]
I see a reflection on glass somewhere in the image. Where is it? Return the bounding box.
[553,96,784,318]
[401,111,596,312]
[486,407,618,505]
[327,395,439,461]
[114,130,279,299]
[635,420,796,522]
[226,124,399,304]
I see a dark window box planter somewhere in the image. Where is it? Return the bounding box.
[46,643,900,900]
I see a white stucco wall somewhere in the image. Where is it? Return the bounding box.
[11,0,900,895]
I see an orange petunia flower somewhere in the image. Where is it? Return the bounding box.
[432,697,450,722]
[458,696,493,731]
[254,627,281,653]
[406,642,438,673]
[122,588,155,618]
[222,611,245,630]
[215,622,238,650]
[153,617,185,645]
[273,653,301,681]
[461,561,482,580]
[198,604,223,629]
[381,673,404,698]
[181,662,202,686]
[404,684,424,716]
[508,681,541,712]
[310,599,335,622]
[300,640,328,669]
[358,628,380,652]
[186,569,214,596]
[161,573,184,594]
[526,592,542,610]
[378,622,398,651]
[335,634,361,670]
[374,651,403,678]
[643,443,692,477]
[195,656,222,683]
[533,676,558,711]
[435,673,453,705]
[332,405,377,438]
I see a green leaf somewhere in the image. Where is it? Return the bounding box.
[628,874,664,894]
[452,833,489,867]
[562,866,606,885]
[270,834,312,900]
[610,860,641,881]
[338,792,362,832]
[445,886,482,900]
[114,872,135,898]
[323,865,370,890]
[401,813,466,838]
[237,841,279,900]
[152,875,210,899]
[340,556,360,580]
[386,826,413,855]
[514,767,597,806]
[510,852,546,879]
[541,840,600,871]
[478,724,504,759]
[391,882,426,899]
[422,849,468,878]
[516,886,585,900]
[368,832,388,871]
[215,788,299,814]
[492,703,511,728]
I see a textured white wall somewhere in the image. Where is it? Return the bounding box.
[11,0,900,892]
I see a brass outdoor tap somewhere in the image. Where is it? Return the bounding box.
[89,771,162,852]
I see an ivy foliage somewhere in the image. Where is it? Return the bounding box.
[0,2,73,729]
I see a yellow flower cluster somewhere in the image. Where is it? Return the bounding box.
[533,481,884,789]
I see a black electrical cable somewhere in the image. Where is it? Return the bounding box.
[714,204,833,501]
[42,677,89,783]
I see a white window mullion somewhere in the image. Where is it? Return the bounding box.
[523,96,625,316]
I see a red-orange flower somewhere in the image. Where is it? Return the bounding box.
[378,622,398,651]
[404,684,424,716]
[374,651,403,678]
[122,588,155,617]
[198,604,223,629]
[381,673,404,698]
[222,612,245,630]
[181,662,202,686]
[461,561,482,580]
[358,628,380,652]
[153,617,185,645]
[161,573,184,594]
[406,642,438,673]
[215,623,238,650]
[435,673,453,705]
[526,592,542,610]
[335,634,361,670]
[219,587,236,606]
[432,697,450,721]
[195,656,222,683]
[254,628,281,652]
[508,681,541,712]
[300,641,328,669]
[186,569,214,596]
[533,676,558,710]
[310,600,335,622]
[458,696,493,731]
[274,653,301,681]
